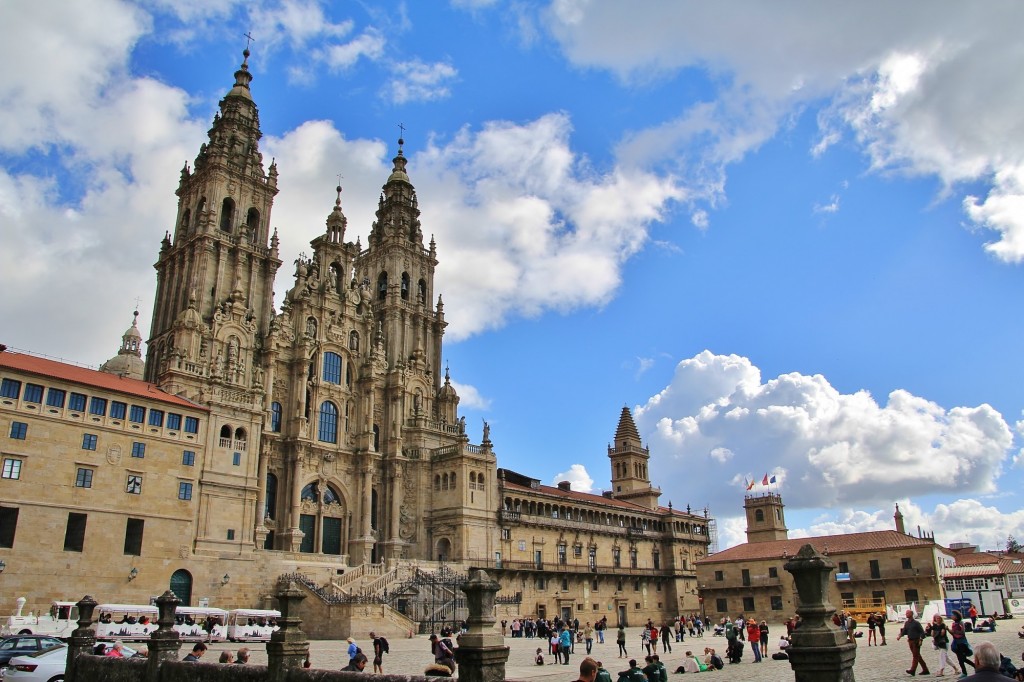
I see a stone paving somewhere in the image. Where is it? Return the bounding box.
[194,623,1024,681]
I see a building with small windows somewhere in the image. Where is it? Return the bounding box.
[0,48,712,632]
[695,494,952,622]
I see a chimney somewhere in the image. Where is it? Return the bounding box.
[557,481,571,492]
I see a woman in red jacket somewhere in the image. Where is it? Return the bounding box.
[746,620,762,662]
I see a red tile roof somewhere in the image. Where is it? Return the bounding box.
[942,564,1002,578]
[952,551,1001,565]
[0,351,204,410]
[697,530,936,564]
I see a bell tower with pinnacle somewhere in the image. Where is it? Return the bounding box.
[608,406,661,510]
[144,48,282,554]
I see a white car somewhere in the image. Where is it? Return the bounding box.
[4,643,137,682]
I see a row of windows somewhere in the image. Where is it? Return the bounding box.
[0,506,147,555]
[502,496,696,535]
[0,379,199,433]
[179,196,260,236]
[2,456,194,500]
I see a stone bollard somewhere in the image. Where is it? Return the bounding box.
[784,544,857,682]
[65,595,98,682]
[455,569,509,682]
[266,579,309,682]
[146,590,183,682]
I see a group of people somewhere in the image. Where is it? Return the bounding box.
[719,614,771,663]
[178,642,250,664]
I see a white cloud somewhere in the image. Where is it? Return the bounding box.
[314,28,386,72]
[552,464,594,493]
[542,2,1024,262]
[814,194,840,214]
[635,351,1014,513]
[386,59,458,104]
[450,380,492,410]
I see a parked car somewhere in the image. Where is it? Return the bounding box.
[0,637,63,667]
[4,642,137,681]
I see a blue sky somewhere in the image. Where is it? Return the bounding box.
[1,1,1023,551]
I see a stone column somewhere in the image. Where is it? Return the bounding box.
[145,590,183,682]
[456,569,509,682]
[389,468,403,542]
[266,580,309,682]
[289,451,304,551]
[64,595,97,682]
[784,543,857,682]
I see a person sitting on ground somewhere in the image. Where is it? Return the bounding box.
[595,660,613,682]
[974,618,997,633]
[219,651,235,664]
[536,647,545,665]
[642,655,660,681]
[617,658,646,682]
[183,643,207,662]
[236,647,250,664]
[342,652,368,672]
[682,650,702,673]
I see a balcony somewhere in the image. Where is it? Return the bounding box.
[468,558,676,577]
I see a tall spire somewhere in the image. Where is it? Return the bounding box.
[614,405,642,447]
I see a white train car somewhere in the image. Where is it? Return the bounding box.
[94,604,159,641]
[226,609,280,642]
[173,607,228,642]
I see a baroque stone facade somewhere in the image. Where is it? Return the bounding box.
[0,50,710,629]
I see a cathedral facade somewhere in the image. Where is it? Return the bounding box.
[0,50,710,630]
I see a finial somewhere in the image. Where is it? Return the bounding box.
[397,122,406,151]
[335,174,343,207]
[243,31,254,62]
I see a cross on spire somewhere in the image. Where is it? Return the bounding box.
[243,32,255,51]
[398,122,406,139]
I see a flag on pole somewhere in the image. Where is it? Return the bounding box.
[762,473,769,486]
[746,479,755,491]
[769,475,777,484]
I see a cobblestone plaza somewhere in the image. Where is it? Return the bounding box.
[191,623,1024,681]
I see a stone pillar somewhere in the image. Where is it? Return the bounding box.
[65,595,97,682]
[146,590,183,682]
[456,569,509,682]
[266,580,309,682]
[288,451,304,551]
[784,544,857,682]
[254,440,270,548]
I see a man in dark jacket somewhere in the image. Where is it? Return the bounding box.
[896,610,930,676]
[962,642,1008,681]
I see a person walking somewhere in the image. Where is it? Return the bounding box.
[596,617,606,644]
[950,610,976,678]
[660,623,673,653]
[616,624,628,658]
[370,631,387,674]
[877,612,888,646]
[896,609,931,676]
[925,614,959,677]
[968,604,978,631]
[584,621,595,655]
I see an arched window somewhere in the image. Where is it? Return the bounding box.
[246,207,260,235]
[450,471,456,488]
[265,473,278,520]
[301,482,319,503]
[270,402,282,433]
[435,475,441,491]
[401,272,410,300]
[377,272,388,301]
[418,279,427,304]
[306,317,318,339]
[323,484,341,506]
[180,208,191,233]
[196,197,206,223]
[234,427,247,442]
[220,197,235,232]
[220,424,232,439]
[318,402,338,443]
[349,331,359,351]
[323,352,342,384]
[442,473,449,490]
[755,509,765,522]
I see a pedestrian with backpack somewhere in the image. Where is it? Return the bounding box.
[370,631,389,674]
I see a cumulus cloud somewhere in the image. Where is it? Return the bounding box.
[542,2,1024,261]
[635,351,1014,512]
[449,380,492,411]
[552,464,594,493]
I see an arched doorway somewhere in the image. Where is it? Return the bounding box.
[436,538,451,562]
[170,569,193,606]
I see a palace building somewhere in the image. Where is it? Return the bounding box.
[0,49,710,632]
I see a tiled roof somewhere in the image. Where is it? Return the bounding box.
[998,558,1024,574]
[951,551,1000,565]
[0,350,204,410]
[942,564,1002,578]
[614,406,641,443]
[697,530,935,564]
